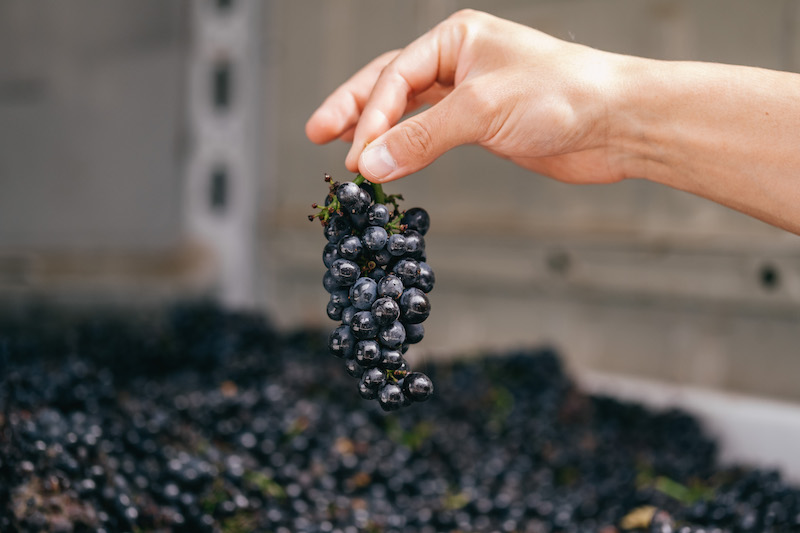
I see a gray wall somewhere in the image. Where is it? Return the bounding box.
[1,0,799,404]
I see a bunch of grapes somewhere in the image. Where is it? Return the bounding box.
[310,173,434,411]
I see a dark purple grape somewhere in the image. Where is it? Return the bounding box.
[404,323,424,344]
[329,289,349,308]
[392,258,420,287]
[395,358,410,374]
[402,372,433,401]
[362,226,388,251]
[371,297,400,326]
[328,325,355,358]
[353,188,372,214]
[377,274,404,300]
[379,348,405,370]
[337,235,363,260]
[323,270,340,293]
[378,320,406,349]
[349,277,378,311]
[349,211,369,230]
[350,311,379,339]
[416,262,435,292]
[402,207,430,235]
[323,242,340,268]
[344,356,364,378]
[324,214,352,243]
[372,247,393,266]
[359,180,376,201]
[387,234,406,256]
[402,230,425,258]
[335,182,361,208]
[341,305,357,325]
[361,367,386,390]
[378,382,404,411]
[399,288,430,324]
[326,301,343,321]
[358,379,378,400]
[367,204,390,226]
[355,339,381,368]
[329,259,360,286]
[368,267,387,281]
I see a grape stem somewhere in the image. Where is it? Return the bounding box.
[356,174,387,205]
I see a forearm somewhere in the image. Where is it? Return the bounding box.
[612,57,800,233]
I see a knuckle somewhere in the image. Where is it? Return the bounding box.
[448,8,481,22]
[398,118,435,160]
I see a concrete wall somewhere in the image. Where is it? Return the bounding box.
[1,0,799,404]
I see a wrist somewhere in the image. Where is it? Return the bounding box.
[601,54,673,183]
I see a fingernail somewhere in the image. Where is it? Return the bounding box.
[361,143,396,181]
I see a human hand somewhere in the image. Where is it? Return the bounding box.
[305,9,631,185]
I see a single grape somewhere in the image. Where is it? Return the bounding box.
[329,289,349,309]
[344,357,364,378]
[372,247,393,266]
[359,181,375,201]
[329,259,360,286]
[329,325,355,358]
[349,211,369,230]
[379,348,405,370]
[335,182,361,209]
[341,305,357,325]
[416,262,435,292]
[387,234,407,256]
[368,267,387,282]
[404,323,424,344]
[377,274,404,300]
[323,270,340,293]
[361,367,386,390]
[399,288,431,324]
[378,320,406,349]
[358,378,378,400]
[323,242,340,268]
[326,301,343,321]
[349,277,378,311]
[367,203,390,226]
[402,372,434,401]
[353,188,372,214]
[350,311,379,339]
[395,359,410,374]
[355,339,381,368]
[402,230,425,259]
[324,214,352,243]
[371,297,400,326]
[402,207,430,235]
[392,258,420,287]
[378,382,405,411]
[337,235,363,260]
[362,226,388,251]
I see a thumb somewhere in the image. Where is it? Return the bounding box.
[358,95,481,183]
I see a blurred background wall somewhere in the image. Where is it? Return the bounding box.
[1,0,799,406]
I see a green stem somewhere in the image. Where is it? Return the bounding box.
[356,173,387,204]
[372,183,387,205]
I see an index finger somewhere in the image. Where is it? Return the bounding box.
[305,50,399,145]
[344,17,467,169]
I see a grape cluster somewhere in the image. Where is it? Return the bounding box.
[311,174,434,411]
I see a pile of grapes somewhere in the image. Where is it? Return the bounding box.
[310,174,434,411]
[2,305,800,532]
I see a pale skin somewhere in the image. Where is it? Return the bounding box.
[306,9,800,234]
